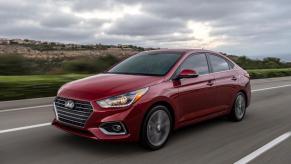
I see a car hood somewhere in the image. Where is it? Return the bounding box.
[58,73,164,101]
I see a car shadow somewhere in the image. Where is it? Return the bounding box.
[53,115,243,155]
[170,116,227,140]
[54,134,146,154]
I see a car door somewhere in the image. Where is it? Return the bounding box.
[207,53,239,110]
[174,53,219,123]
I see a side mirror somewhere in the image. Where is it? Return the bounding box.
[175,69,199,80]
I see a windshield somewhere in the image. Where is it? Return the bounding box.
[108,52,182,76]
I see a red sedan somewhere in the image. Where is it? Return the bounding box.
[52,49,251,150]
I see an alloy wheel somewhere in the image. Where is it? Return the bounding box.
[146,110,171,147]
[235,94,246,120]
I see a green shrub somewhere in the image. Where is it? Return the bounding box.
[63,55,120,74]
[63,59,96,73]
[248,68,291,79]
[0,74,89,101]
[0,54,32,75]
[0,54,121,75]
[232,56,287,69]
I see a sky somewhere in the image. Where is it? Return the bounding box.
[0,0,291,57]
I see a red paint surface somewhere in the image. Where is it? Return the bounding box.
[53,49,251,142]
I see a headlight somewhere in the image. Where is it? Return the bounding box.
[97,87,149,108]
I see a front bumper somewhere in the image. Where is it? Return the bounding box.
[52,97,149,142]
[52,120,131,141]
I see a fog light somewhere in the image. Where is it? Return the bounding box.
[99,122,127,135]
[112,124,122,132]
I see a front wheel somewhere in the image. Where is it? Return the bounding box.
[140,105,172,150]
[229,92,247,122]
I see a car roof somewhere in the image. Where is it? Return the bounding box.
[144,49,221,55]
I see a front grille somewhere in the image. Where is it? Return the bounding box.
[54,97,93,128]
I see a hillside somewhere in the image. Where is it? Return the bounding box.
[0,38,147,60]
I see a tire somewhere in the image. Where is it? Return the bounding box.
[140,105,172,150]
[229,92,247,122]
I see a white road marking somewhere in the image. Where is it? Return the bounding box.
[0,123,51,134]
[234,132,291,164]
[252,84,291,92]
[0,104,52,113]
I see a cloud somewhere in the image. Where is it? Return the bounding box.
[106,14,190,36]
[40,13,81,28]
[0,0,291,55]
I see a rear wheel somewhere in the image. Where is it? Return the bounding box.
[229,92,247,122]
[140,105,172,150]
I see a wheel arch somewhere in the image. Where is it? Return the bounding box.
[151,101,176,128]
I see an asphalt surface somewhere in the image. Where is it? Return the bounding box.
[1,76,291,164]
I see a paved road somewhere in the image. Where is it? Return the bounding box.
[1,76,291,164]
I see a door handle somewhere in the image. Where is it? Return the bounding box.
[231,76,237,81]
[207,80,214,86]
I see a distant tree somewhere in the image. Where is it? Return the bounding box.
[262,57,282,68]
[230,55,289,69]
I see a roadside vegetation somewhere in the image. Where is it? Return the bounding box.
[2,68,291,101]
[229,55,291,69]
[0,53,291,101]
[0,74,89,101]
[248,68,291,79]
[1,53,291,75]
[0,53,121,75]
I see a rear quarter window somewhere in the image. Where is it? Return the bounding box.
[208,54,231,72]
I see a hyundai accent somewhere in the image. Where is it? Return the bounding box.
[52,49,251,150]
